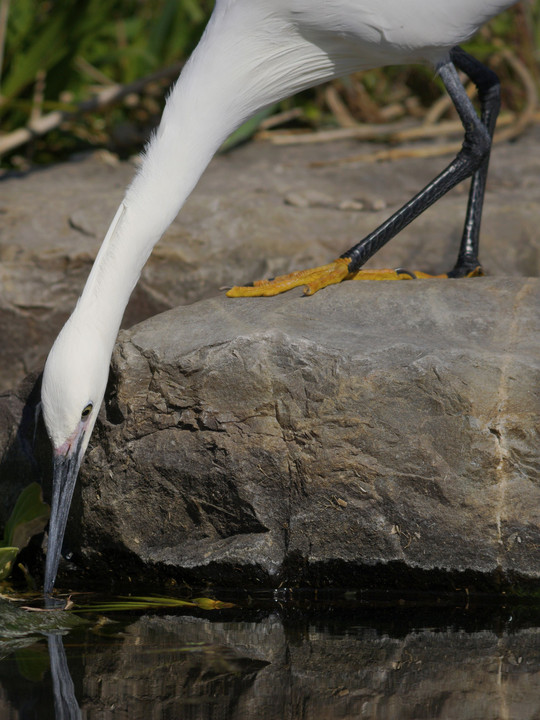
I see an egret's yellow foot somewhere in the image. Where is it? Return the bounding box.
[349,265,483,280]
[226,258,351,297]
[226,261,484,297]
[348,268,448,281]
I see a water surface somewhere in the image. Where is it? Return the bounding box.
[1,590,539,719]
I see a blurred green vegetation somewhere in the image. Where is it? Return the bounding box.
[0,0,538,168]
[0,483,49,582]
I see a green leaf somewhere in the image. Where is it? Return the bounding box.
[193,597,235,610]
[73,595,196,612]
[15,644,49,682]
[2,483,50,551]
[72,594,235,613]
[220,105,280,152]
[0,547,19,580]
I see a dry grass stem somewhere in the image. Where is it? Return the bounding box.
[0,62,184,156]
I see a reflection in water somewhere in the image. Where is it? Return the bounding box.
[1,599,540,719]
[47,634,81,720]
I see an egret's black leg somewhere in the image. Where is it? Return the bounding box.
[447,47,501,277]
[341,48,499,275]
[227,48,501,298]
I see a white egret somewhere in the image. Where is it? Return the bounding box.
[41,0,519,594]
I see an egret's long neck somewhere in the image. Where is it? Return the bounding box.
[75,55,235,342]
[74,3,354,346]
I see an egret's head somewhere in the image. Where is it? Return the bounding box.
[41,313,111,595]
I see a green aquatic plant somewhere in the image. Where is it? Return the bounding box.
[72,595,235,613]
[0,483,50,581]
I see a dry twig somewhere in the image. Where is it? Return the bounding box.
[271,47,538,167]
[0,62,183,157]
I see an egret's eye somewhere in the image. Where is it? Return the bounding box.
[81,403,93,420]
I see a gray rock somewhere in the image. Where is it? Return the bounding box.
[1,128,539,391]
[58,276,538,590]
[0,130,539,590]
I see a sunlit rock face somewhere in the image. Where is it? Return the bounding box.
[65,276,539,590]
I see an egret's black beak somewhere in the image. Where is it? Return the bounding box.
[44,434,86,595]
